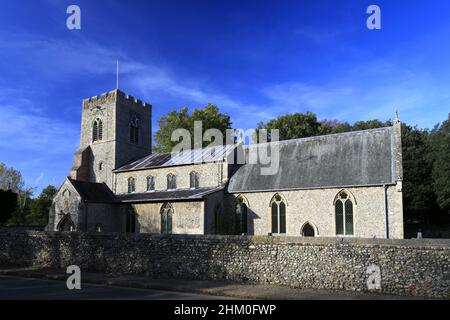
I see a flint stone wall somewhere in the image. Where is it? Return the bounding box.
[0,231,448,298]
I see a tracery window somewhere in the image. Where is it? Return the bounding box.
[160,203,173,234]
[130,114,140,144]
[147,175,155,191]
[271,194,286,234]
[167,173,176,190]
[335,191,354,236]
[235,196,248,235]
[126,207,136,233]
[127,177,135,193]
[190,171,199,189]
[93,118,103,142]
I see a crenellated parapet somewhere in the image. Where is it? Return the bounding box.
[82,89,151,109]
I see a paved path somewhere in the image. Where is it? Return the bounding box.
[0,268,422,300]
[0,275,232,300]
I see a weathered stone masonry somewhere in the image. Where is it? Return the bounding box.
[0,231,448,298]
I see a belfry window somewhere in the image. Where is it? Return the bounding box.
[335,191,354,236]
[127,177,135,193]
[147,176,155,191]
[93,118,103,142]
[167,173,176,190]
[271,194,286,234]
[190,171,199,189]
[130,114,140,144]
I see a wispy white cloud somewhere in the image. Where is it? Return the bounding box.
[1,29,449,195]
[260,59,450,127]
[33,172,44,186]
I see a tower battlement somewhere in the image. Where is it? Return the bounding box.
[83,89,151,109]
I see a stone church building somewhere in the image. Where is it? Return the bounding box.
[47,89,404,239]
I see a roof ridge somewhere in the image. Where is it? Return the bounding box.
[246,126,393,149]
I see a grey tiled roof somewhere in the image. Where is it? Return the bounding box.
[69,178,116,203]
[114,144,236,172]
[228,127,396,193]
[116,187,223,203]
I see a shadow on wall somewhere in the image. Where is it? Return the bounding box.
[405,222,450,239]
[0,232,448,298]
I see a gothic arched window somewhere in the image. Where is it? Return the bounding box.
[130,114,140,144]
[160,203,173,234]
[270,194,286,234]
[190,171,199,189]
[235,196,248,235]
[127,177,135,193]
[93,118,103,142]
[167,173,176,190]
[126,207,136,233]
[146,176,155,192]
[335,191,354,236]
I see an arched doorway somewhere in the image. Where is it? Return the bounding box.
[301,222,316,237]
[57,215,75,232]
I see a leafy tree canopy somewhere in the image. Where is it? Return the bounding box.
[154,103,232,153]
[430,114,450,212]
[26,185,57,226]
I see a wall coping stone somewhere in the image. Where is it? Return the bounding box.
[1,231,449,249]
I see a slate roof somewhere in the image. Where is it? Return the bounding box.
[228,127,397,193]
[114,144,236,172]
[116,187,223,203]
[68,178,116,203]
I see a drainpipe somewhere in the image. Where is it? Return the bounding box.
[384,184,389,239]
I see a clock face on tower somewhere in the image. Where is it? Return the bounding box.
[131,115,140,127]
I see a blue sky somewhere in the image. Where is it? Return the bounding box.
[0,0,449,194]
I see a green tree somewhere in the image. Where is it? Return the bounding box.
[0,162,24,192]
[26,185,57,226]
[351,119,392,131]
[318,120,352,135]
[430,114,450,213]
[255,112,321,142]
[0,163,34,225]
[154,103,232,152]
[401,124,436,222]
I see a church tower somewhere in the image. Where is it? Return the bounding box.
[69,89,152,190]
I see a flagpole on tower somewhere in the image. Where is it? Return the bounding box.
[116,60,119,90]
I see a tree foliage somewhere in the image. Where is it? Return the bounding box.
[154,103,232,152]
[0,162,24,193]
[26,185,57,226]
[0,162,34,225]
[255,113,393,142]
[401,124,436,221]
[255,112,321,141]
[430,114,450,212]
